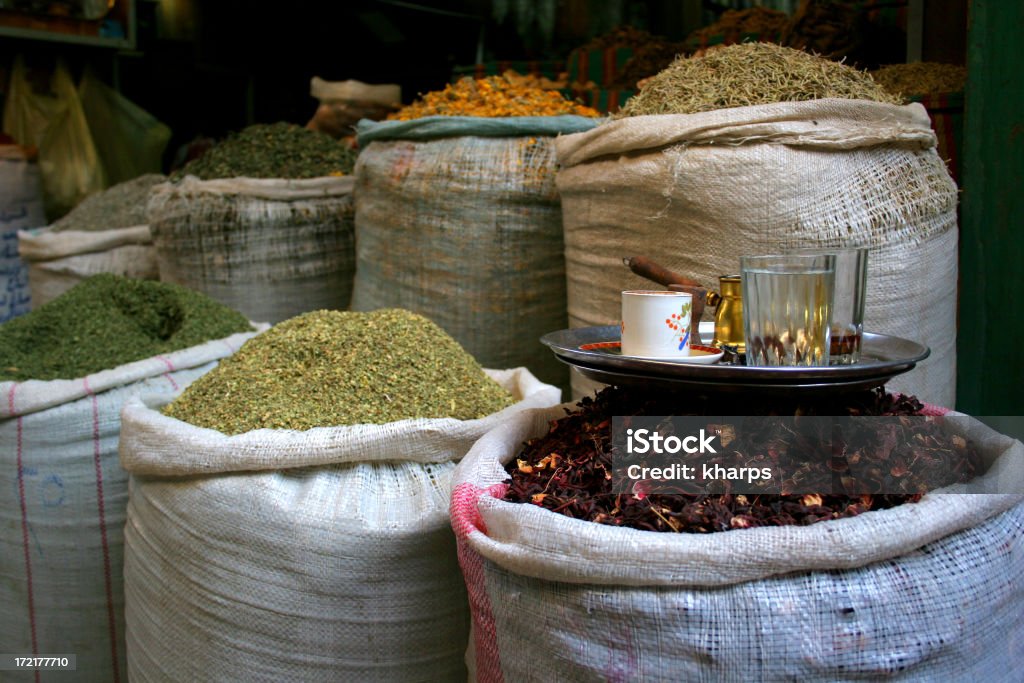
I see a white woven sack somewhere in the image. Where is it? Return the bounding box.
[149,175,356,324]
[18,225,158,307]
[119,368,561,683]
[555,100,960,406]
[451,404,1024,682]
[0,326,262,683]
[1,147,45,320]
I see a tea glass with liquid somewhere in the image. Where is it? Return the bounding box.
[741,254,835,367]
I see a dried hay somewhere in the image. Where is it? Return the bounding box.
[617,42,901,118]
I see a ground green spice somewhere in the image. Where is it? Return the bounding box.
[617,42,901,118]
[162,309,516,433]
[51,174,167,232]
[0,274,253,381]
[173,122,358,180]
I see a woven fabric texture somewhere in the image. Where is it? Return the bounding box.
[451,403,1024,682]
[149,176,356,325]
[554,100,960,406]
[352,117,597,391]
[120,368,561,683]
[0,327,260,683]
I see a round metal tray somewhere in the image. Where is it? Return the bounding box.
[541,327,930,394]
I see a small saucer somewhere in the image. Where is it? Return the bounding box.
[578,342,725,365]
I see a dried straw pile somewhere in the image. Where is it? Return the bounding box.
[617,42,901,117]
[871,62,968,98]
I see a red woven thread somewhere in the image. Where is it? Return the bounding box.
[83,378,121,683]
[451,482,508,683]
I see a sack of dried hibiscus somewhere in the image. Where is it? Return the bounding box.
[451,397,1024,682]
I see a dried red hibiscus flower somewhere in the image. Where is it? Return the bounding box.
[502,386,980,533]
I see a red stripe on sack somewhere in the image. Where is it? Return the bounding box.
[7,381,17,417]
[155,355,176,373]
[163,373,180,392]
[16,408,40,683]
[451,483,508,683]
[83,378,122,683]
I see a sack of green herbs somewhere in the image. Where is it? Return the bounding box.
[0,274,259,683]
[555,43,960,407]
[149,123,358,324]
[117,309,561,682]
[451,392,1024,682]
[17,173,166,307]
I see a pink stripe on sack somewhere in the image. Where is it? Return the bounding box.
[83,378,122,683]
[7,381,17,417]
[15,408,40,683]
[451,482,508,683]
[154,355,176,373]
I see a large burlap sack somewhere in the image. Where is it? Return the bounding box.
[149,175,355,324]
[352,116,600,391]
[18,225,157,307]
[0,326,262,683]
[119,367,561,683]
[452,404,1024,682]
[555,100,959,406]
[0,145,44,320]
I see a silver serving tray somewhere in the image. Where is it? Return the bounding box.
[541,327,930,393]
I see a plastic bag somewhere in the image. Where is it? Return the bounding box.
[2,56,105,219]
[78,69,172,187]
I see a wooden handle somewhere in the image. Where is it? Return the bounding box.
[623,256,703,288]
[667,284,708,327]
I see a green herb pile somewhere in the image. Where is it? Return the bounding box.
[162,309,516,433]
[173,122,358,180]
[52,174,166,232]
[0,274,253,381]
[617,42,901,117]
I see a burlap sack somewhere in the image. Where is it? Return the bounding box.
[149,175,355,324]
[452,404,1024,681]
[0,326,261,683]
[119,368,561,683]
[351,116,599,391]
[555,100,959,406]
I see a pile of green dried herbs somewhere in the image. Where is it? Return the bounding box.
[173,122,358,180]
[617,42,901,117]
[52,174,166,232]
[163,309,516,433]
[0,274,253,381]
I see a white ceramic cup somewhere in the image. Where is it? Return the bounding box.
[621,290,693,358]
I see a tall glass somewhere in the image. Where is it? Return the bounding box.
[789,247,869,365]
[741,254,835,367]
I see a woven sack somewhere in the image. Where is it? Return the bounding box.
[119,367,561,683]
[351,116,599,391]
[1,146,44,320]
[148,175,355,324]
[18,225,157,307]
[0,326,261,683]
[555,100,959,406]
[451,403,1024,682]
